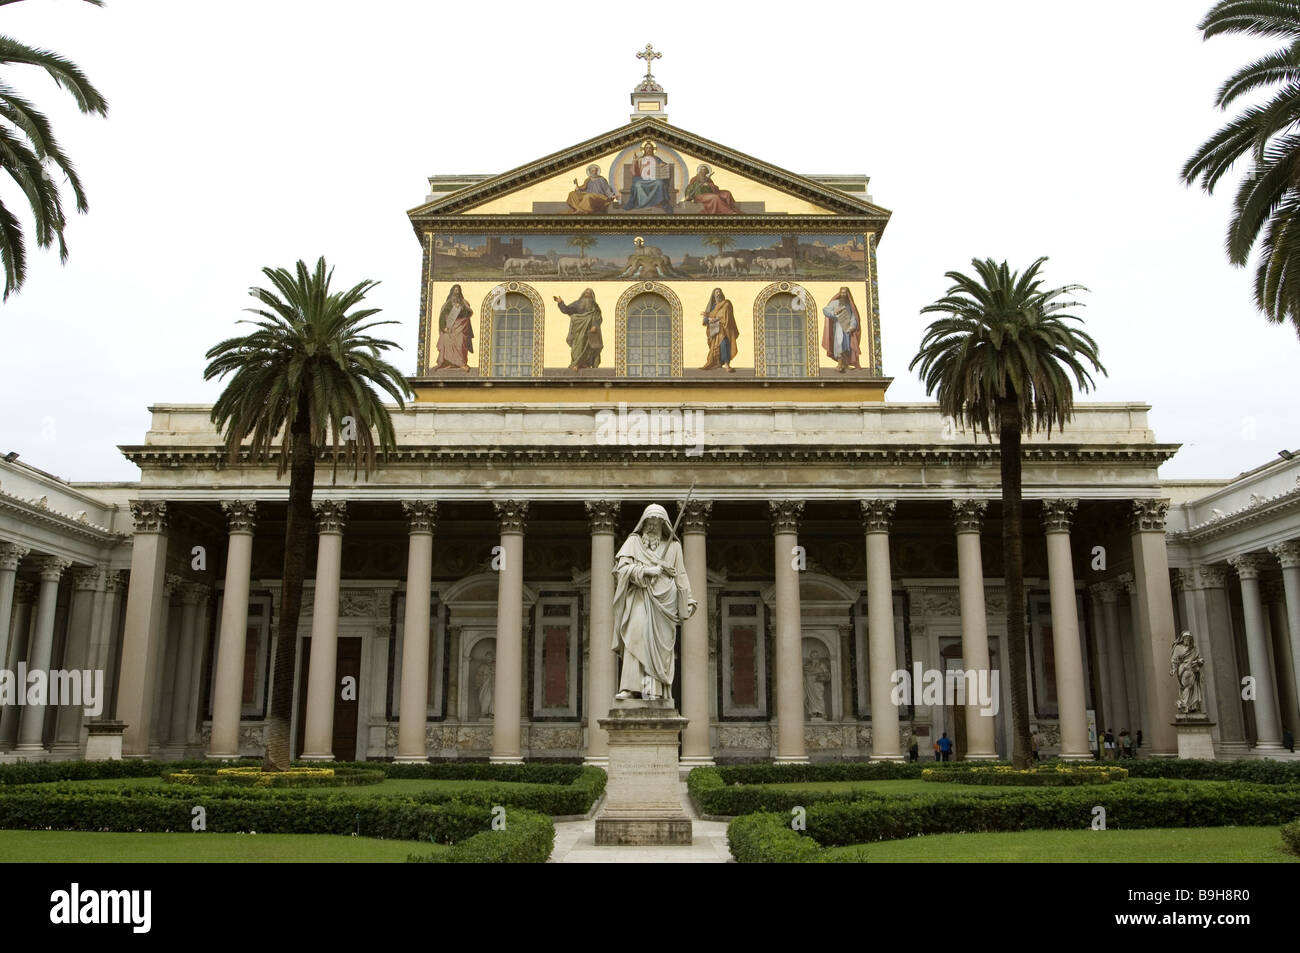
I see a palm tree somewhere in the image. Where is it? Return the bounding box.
[701,234,735,257]
[910,257,1106,767]
[0,0,108,300]
[1183,0,1300,336]
[204,257,412,770]
[567,234,597,258]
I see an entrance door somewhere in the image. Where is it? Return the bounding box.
[294,636,363,761]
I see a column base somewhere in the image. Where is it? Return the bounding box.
[773,756,810,765]
[489,755,524,764]
[206,751,240,761]
[392,755,430,764]
[869,754,906,763]
[49,742,82,759]
[11,743,47,755]
[582,756,609,768]
[298,753,335,762]
[964,752,999,761]
[1252,741,1285,752]
[1058,751,1094,762]
[678,756,715,767]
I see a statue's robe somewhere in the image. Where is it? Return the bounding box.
[557,296,603,368]
[685,173,739,214]
[822,293,862,368]
[566,174,617,214]
[701,296,740,369]
[434,297,474,369]
[611,533,692,700]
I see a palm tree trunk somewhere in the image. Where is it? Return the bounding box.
[264,396,316,771]
[999,396,1032,768]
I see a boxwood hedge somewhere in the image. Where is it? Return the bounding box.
[1282,819,1300,857]
[408,809,555,863]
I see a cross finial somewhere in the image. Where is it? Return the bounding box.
[636,43,662,79]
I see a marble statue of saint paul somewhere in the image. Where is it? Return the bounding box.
[612,504,696,701]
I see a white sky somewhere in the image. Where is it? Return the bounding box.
[0,0,1295,484]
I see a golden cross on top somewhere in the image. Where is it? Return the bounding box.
[637,43,662,78]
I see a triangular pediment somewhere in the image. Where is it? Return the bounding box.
[408,119,891,227]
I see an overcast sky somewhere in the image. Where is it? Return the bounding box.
[0,0,1295,484]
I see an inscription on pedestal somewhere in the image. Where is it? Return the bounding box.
[595,702,692,846]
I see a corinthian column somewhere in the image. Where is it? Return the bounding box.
[1129,500,1178,756]
[302,501,347,761]
[1042,500,1090,760]
[1268,541,1300,733]
[583,500,619,765]
[680,499,713,766]
[16,556,72,751]
[953,500,996,760]
[167,583,208,749]
[396,501,436,763]
[1229,553,1283,750]
[770,500,807,764]
[491,500,528,764]
[0,581,35,749]
[209,501,257,760]
[53,566,104,755]
[0,542,30,675]
[862,499,903,761]
[118,501,170,757]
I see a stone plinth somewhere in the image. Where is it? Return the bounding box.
[84,721,126,761]
[1174,716,1216,760]
[595,699,691,846]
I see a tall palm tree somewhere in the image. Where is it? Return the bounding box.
[1183,0,1300,336]
[910,257,1106,767]
[204,257,412,770]
[0,0,108,300]
[567,234,597,258]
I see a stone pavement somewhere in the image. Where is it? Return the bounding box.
[549,782,732,863]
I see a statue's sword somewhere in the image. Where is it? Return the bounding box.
[670,479,697,540]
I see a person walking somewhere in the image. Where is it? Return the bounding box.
[938,732,953,762]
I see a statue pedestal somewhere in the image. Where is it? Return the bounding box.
[1174,715,1216,760]
[84,720,126,761]
[595,698,692,846]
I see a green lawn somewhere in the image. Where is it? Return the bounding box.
[0,830,441,863]
[62,777,549,798]
[827,827,1300,863]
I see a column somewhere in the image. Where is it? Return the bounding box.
[1129,500,1179,756]
[396,501,436,763]
[770,500,807,764]
[0,581,35,748]
[953,500,996,760]
[118,502,170,756]
[1229,553,1283,749]
[1042,500,1090,760]
[16,555,71,751]
[1095,581,1132,739]
[491,500,527,764]
[1263,580,1299,735]
[862,499,903,761]
[583,500,619,765]
[680,499,713,766]
[1270,541,1300,736]
[302,501,347,761]
[209,501,257,760]
[53,566,104,755]
[95,572,126,725]
[166,583,207,749]
[1193,565,1247,752]
[0,542,30,673]
[149,573,182,752]
[1116,572,1146,739]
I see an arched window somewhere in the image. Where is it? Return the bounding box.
[479,284,543,377]
[624,292,672,377]
[755,283,818,377]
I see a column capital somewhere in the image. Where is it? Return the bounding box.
[1092,579,1124,603]
[104,570,128,594]
[584,500,620,534]
[32,555,71,582]
[1170,567,1197,594]
[1129,498,1170,533]
[180,581,210,606]
[71,566,104,592]
[220,500,257,534]
[769,500,804,534]
[313,500,347,534]
[1229,553,1269,580]
[401,500,437,534]
[1268,540,1300,569]
[680,499,712,534]
[0,542,30,571]
[1196,564,1230,590]
[1115,571,1136,596]
[494,499,529,535]
[165,571,188,595]
[951,499,987,533]
[1041,498,1078,533]
[859,499,895,533]
[130,500,168,534]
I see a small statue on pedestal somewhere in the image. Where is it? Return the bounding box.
[1169,630,1206,716]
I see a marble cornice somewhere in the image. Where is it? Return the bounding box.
[1168,483,1300,544]
[0,487,125,544]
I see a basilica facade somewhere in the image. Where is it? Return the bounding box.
[2,71,1298,765]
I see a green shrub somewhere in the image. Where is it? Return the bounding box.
[408,809,555,863]
[716,761,935,785]
[1117,759,1300,785]
[1282,819,1300,857]
[922,764,1128,786]
[0,759,256,786]
[164,766,385,788]
[727,812,869,863]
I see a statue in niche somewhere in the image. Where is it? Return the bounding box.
[1169,630,1206,716]
[803,646,830,721]
[612,504,696,701]
[476,648,495,719]
[433,284,474,371]
[554,288,604,369]
[700,287,740,372]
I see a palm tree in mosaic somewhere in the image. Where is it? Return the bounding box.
[910,257,1106,768]
[204,257,411,770]
[567,234,597,258]
[0,0,108,300]
[1183,0,1300,336]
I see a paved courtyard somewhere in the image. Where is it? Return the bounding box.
[549,783,731,863]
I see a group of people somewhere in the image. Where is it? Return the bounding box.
[1100,728,1140,760]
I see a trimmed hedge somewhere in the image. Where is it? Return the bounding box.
[796,781,1300,847]
[165,766,385,788]
[0,759,256,786]
[408,809,555,863]
[923,765,1128,786]
[1116,759,1300,785]
[1282,819,1300,857]
[714,762,933,784]
[690,766,936,816]
[727,813,870,863]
